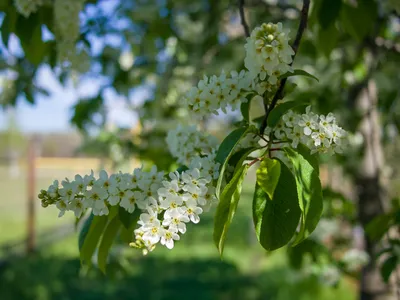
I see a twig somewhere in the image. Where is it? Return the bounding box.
[259,0,310,135]
[239,0,250,37]
[248,157,262,167]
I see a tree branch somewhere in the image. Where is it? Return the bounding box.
[259,0,310,135]
[239,0,250,38]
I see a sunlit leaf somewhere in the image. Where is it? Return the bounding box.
[253,161,301,251]
[214,164,248,256]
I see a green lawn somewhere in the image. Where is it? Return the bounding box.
[0,166,75,246]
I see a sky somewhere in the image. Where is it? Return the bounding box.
[0,65,144,133]
[0,1,146,134]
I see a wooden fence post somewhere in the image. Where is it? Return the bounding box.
[26,137,36,254]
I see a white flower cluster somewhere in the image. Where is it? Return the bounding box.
[341,249,370,272]
[310,218,340,243]
[245,22,294,85]
[133,168,217,251]
[318,264,341,287]
[183,70,253,119]
[166,125,219,165]
[54,0,85,63]
[40,165,217,252]
[304,264,341,287]
[183,22,294,119]
[272,106,348,155]
[40,167,164,217]
[14,0,43,17]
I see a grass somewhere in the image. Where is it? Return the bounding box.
[0,166,75,245]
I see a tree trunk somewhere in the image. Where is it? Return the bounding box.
[356,80,393,300]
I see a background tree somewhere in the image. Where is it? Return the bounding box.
[1,0,399,299]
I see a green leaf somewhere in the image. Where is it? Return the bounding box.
[230,147,257,175]
[340,0,377,41]
[240,94,253,122]
[215,126,249,165]
[279,69,319,82]
[13,11,48,66]
[79,215,108,265]
[98,215,122,274]
[318,23,339,57]
[253,161,301,251]
[78,213,94,251]
[285,146,323,245]
[176,165,189,173]
[119,206,141,230]
[1,7,17,47]
[215,126,249,198]
[256,157,281,199]
[214,164,248,256]
[28,25,48,65]
[381,256,397,283]
[318,0,342,29]
[366,213,394,241]
[252,115,264,126]
[267,100,309,129]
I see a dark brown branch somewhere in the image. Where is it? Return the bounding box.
[259,0,310,135]
[239,0,250,37]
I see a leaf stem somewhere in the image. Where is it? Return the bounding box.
[259,0,310,135]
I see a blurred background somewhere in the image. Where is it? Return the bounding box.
[0,0,399,299]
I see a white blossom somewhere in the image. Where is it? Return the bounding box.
[245,22,294,84]
[341,249,370,272]
[166,125,219,165]
[160,227,180,249]
[270,106,348,155]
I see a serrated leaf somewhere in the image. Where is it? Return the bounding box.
[214,164,248,256]
[267,100,309,129]
[381,256,397,283]
[366,213,394,241]
[215,126,249,198]
[285,145,323,245]
[98,215,121,273]
[318,0,342,29]
[253,161,301,251]
[279,69,319,82]
[256,157,281,199]
[119,206,141,230]
[79,215,108,265]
